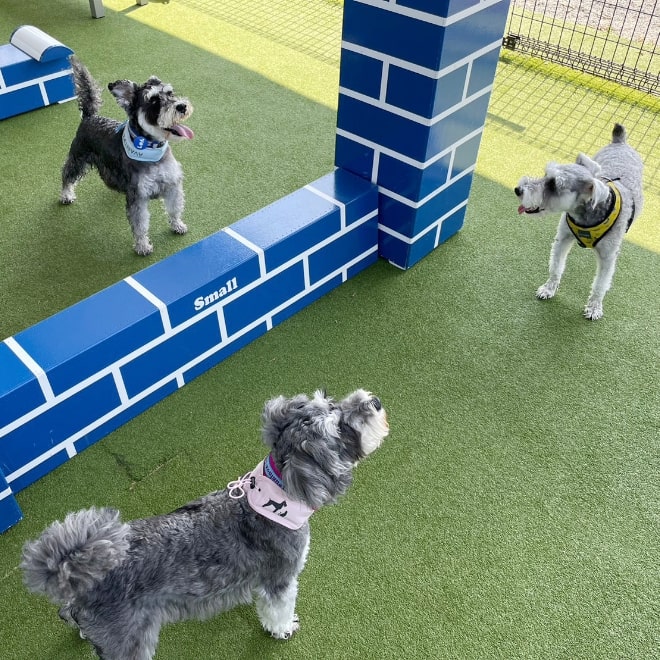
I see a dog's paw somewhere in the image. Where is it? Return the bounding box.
[536,281,558,299]
[60,184,76,204]
[170,219,188,235]
[59,605,86,638]
[584,300,603,320]
[269,614,300,640]
[134,238,154,256]
[58,605,77,629]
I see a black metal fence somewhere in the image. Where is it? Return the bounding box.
[182,0,343,66]
[181,0,658,186]
[503,0,660,96]
[494,1,659,189]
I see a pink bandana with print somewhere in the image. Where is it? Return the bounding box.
[228,455,314,530]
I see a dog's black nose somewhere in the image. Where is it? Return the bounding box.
[176,103,188,114]
[372,397,382,411]
[514,186,521,196]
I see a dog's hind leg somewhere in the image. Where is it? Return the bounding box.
[584,245,620,320]
[126,193,154,256]
[255,580,301,640]
[162,184,188,235]
[60,151,91,205]
[86,618,160,660]
[537,219,574,300]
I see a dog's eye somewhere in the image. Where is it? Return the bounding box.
[371,397,382,411]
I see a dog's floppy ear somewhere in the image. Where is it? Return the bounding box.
[108,79,137,111]
[545,162,561,185]
[576,152,602,176]
[545,161,564,191]
[283,412,353,509]
[261,394,309,449]
[585,179,611,208]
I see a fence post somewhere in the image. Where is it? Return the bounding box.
[335,0,511,269]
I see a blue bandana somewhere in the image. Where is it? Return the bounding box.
[118,122,168,162]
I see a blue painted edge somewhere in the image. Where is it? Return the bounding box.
[0,468,22,534]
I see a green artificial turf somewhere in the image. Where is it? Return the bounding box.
[1,1,659,659]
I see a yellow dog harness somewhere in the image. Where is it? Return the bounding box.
[565,181,624,249]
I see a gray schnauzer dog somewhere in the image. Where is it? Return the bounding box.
[60,57,194,255]
[21,389,389,660]
[515,123,643,320]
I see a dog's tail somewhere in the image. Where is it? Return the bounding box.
[69,56,103,119]
[612,123,627,144]
[20,507,131,605]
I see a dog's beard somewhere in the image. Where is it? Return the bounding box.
[516,180,547,215]
[359,410,389,456]
[158,103,194,141]
[137,105,194,143]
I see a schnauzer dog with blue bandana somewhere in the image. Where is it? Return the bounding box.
[60,57,194,255]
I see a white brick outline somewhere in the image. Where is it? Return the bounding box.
[341,38,502,79]
[37,80,48,105]
[125,276,173,333]
[1,210,378,486]
[371,150,381,184]
[0,68,72,94]
[3,337,55,402]
[379,61,390,102]
[337,123,484,171]
[337,124,483,208]
[378,197,468,245]
[304,184,346,228]
[339,82,492,128]
[356,0,506,28]
[0,487,13,502]
[380,163,475,210]
[223,226,267,277]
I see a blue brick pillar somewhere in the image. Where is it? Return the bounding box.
[335,0,511,269]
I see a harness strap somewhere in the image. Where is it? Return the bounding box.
[565,182,622,249]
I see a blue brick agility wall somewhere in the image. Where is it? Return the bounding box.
[336,0,510,269]
[0,26,75,121]
[0,170,378,531]
[0,2,511,532]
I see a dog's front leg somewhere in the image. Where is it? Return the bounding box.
[584,244,620,320]
[255,580,300,640]
[162,183,188,235]
[126,193,153,256]
[537,219,574,300]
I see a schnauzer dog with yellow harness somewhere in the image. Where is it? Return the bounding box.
[515,123,643,320]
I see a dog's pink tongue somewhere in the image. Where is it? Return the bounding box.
[518,205,526,214]
[173,124,194,139]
